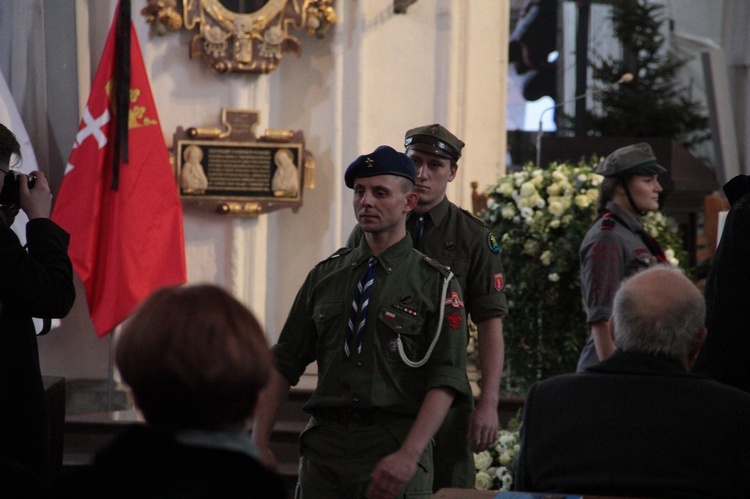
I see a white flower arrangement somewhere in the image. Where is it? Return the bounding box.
[474,419,521,491]
[479,161,689,393]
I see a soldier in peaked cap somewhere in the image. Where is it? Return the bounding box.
[347,126,509,491]
[577,142,671,373]
[253,145,471,498]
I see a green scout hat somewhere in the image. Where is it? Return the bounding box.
[404,124,465,162]
[344,145,416,188]
[595,142,667,178]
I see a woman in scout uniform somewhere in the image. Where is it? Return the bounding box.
[576,142,669,372]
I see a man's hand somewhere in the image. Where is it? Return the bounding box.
[366,448,418,499]
[255,442,278,471]
[468,399,499,452]
[19,170,52,220]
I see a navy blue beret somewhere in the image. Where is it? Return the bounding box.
[344,145,416,188]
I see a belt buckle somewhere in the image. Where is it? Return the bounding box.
[349,410,365,424]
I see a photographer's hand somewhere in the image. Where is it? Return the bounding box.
[19,171,52,220]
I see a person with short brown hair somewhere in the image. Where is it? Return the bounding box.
[55,284,285,498]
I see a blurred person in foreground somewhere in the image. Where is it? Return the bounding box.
[0,123,75,488]
[517,266,750,497]
[54,284,285,498]
[695,174,750,393]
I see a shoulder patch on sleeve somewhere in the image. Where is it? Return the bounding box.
[600,218,616,231]
[487,233,500,253]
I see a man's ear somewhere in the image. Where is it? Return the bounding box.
[448,162,458,182]
[405,190,419,212]
[687,327,707,368]
[608,316,617,346]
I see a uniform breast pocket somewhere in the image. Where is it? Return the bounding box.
[377,306,426,362]
[312,302,344,351]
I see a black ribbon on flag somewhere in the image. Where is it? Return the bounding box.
[111,0,131,190]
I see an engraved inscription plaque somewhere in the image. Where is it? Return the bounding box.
[177,141,303,201]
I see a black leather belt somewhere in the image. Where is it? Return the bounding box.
[313,408,380,425]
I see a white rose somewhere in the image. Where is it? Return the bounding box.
[548,273,560,282]
[549,219,560,229]
[665,248,679,267]
[577,174,587,182]
[520,207,534,219]
[501,205,516,219]
[474,451,493,471]
[549,200,565,217]
[499,451,512,465]
[501,474,513,490]
[475,470,493,490]
[498,182,514,196]
[574,194,591,209]
[524,239,539,255]
[540,250,552,266]
[520,181,537,197]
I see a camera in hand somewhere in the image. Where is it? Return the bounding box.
[0,171,36,206]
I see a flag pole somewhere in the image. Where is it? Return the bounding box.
[107,329,115,412]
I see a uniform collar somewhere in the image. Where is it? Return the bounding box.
[354,234,413,274]
[605,200,643,232]
[412,196,450,227]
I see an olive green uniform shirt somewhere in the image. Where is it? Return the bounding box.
[347,197,508,323]
[273,235,472,415]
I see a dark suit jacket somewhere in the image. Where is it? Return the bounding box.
[53,424,286,498]
[0,218,74,478]
[696,175,750,393]
[516,350,750,497]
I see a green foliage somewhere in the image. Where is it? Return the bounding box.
[582,0,710,147]
[480,161,689,394]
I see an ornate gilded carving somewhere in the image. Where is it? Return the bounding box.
[142,0,337,74]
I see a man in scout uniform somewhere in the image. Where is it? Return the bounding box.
[252,145,472,498]
[347,125,508,490]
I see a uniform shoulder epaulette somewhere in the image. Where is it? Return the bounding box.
[600,218,616,231]
[323,247,353,262]
[421,255,453,278]
[459,207,488,227]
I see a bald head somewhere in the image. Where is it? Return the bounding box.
[612,267,705,366]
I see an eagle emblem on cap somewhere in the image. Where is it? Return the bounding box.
[365,157,374,167]
[428,125,439,134]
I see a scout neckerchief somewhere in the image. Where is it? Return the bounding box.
[344,256,377,357]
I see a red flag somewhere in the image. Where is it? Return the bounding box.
[52,5,186,337]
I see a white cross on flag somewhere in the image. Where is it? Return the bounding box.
[51,2,186,337]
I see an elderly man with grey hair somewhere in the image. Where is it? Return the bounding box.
[515,266,750,497]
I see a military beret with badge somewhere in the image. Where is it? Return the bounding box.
[344,145,416,188]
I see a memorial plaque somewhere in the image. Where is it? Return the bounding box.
[176,140,304,201]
